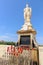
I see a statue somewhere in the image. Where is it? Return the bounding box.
[24,4,32,22]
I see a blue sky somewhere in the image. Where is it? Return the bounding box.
[0,0,43,45]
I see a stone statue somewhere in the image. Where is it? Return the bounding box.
[24,4,32,22]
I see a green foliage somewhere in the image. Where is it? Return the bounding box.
[0,41,16,46]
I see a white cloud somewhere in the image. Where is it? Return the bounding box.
[0,33,18,42]
[0,36,9,38]
[0,33,43,44]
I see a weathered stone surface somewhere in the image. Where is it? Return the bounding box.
[0,49,30,65]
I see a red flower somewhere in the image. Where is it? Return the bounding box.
[26,48,30,50]
[7,47,9,52]
[32,48,34,50]
[15,52,18,56]
[18,47,23,54]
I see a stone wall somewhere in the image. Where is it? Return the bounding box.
[0,45,38,65]
[0,45,31,65]
[39,46,43,65]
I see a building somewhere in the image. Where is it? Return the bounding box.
[0,4,43,65]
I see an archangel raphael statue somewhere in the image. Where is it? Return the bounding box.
[24,4,32,22]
